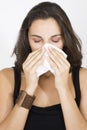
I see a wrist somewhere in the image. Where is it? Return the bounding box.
[58,87,73,100]
[25,87,36,96]
[16,90,36,109]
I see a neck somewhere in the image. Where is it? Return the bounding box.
[38,71,55,91]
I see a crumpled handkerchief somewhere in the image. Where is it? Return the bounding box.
[36,43,67,77]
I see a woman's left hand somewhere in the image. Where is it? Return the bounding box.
[47,47,70,91]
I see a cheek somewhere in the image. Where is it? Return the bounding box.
[58,40,64,49]
[29,38,44,51]
[53,42,64,50]
[30,44,38,51]
[58,43,64,49]
[29,42,42,51]
[28,39,38,51]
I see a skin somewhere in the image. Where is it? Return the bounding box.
[25,18,70,106]
[0,17,87,130]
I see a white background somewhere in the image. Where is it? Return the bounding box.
[0,0,87,70]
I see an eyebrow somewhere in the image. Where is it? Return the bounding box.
[51,34,62,37]
[30,34,62,38]
[30,35,42,38]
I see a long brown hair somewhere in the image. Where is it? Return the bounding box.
[13,2,82,71]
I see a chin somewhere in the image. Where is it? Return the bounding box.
[42,71,52,77]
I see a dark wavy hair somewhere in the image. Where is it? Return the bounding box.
[13,1,82,71]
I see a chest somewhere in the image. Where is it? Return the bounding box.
[21,74,75,107]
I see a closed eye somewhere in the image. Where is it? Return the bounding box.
[51,37,61,43]
[34,40,42,43]
[32,38,42,43]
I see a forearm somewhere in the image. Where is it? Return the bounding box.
[0,88,35,130]
[58,88,87,130]
[0,104,29,130]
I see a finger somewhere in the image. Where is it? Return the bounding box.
[24,48,42,65]
[47,56,58,73]
[29,48,42,58]
[47,48,70,72]
[48,47,70,67]
[48,47,67,62]
[24,52,43,69]
[25,56,44,76]
[28,50,43,65]
[33,57,44,71]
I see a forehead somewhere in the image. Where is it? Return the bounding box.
[29,18,61,36]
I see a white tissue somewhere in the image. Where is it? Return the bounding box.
[36,43,67,77]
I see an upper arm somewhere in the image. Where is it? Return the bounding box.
[0,68,14,123]
[79,68,87,120]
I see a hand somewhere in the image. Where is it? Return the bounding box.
[22,48,43,95]
[47,47,70,91]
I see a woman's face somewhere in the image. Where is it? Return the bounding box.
[28,18,64,51]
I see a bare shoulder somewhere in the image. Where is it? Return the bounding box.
[0,67,14,93]
[79,67,87,120]
[79,67,87,90]
[0,67,15,122]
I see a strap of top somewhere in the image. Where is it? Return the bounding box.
[72,67,81,107]
[12,67,21,104]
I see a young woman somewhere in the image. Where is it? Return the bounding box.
[0,2,87,130]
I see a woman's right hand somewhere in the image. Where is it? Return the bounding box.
[22,48,43,95]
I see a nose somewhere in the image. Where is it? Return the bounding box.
[44,42,51,45]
